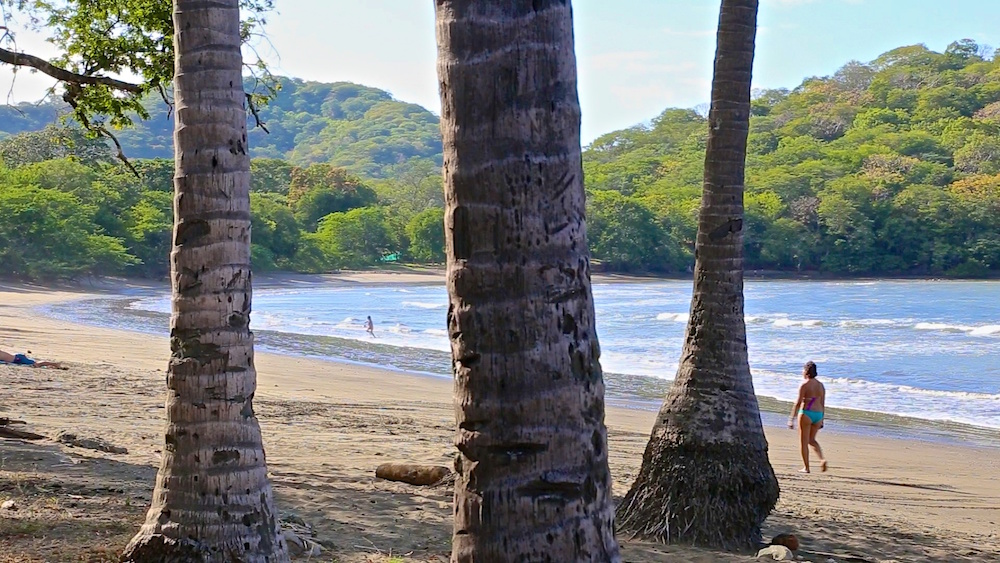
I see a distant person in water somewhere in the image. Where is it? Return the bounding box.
[365,316,376,338]
[0,349,66,369]
[788,360,827,473]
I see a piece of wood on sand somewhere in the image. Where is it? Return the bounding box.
[375,463,451,486]
[0,426,46,441]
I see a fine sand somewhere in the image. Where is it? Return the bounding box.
[1,274,998,562]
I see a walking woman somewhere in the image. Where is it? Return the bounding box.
[788,361,827,473]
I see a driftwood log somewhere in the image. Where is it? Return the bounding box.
[0,426,46,441]
[375,463,451,486]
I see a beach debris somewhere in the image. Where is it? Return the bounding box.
[56,431,128,454]
[771,533,800,551]
[0,417,27,426]
[0,425,46,441]
[756,545,794,560]
[282,530,322,557]
[375,463,451,486]
[279,514,323,557]
[1,500,17,511]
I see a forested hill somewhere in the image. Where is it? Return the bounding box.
[2,40,1000,280]
[584,40,1000,276]
[0,77,443,178]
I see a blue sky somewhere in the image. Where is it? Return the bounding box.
[2,1,998,142]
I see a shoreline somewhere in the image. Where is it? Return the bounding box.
[2,278,999,561]
[267,266,1000,283]
[31,274,1000,450]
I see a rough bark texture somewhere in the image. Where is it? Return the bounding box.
[615,0,779,551]
[122,1,288,562]
[435,1,620,561]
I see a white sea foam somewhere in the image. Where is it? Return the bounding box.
[250,312,290,331]
[910,322,1000,336]
[839,318,899,328]
[655,312,689,322]
[601,350,677,379]
[773,318,823,327]
[914,322,972,332]
[402,301,446,310]
[334,316,361,329]
[968,324,1000,337]
[126,296,169,314]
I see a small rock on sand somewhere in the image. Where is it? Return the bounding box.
[1,500,17,510]
[770,533,799,551]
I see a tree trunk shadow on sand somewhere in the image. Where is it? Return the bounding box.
[1,413,997,562]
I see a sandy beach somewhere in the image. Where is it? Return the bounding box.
[1,274,999,562]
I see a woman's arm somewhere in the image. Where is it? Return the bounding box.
[788,384,804,429]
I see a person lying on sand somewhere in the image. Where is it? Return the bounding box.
[0,349,66,369]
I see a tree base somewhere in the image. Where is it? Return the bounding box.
[615,441,779,551]
[122,528,290,562]
[121,534,213,563]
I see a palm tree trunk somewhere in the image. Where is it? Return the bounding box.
[122,1,288,561]
[615,0,779,551]
[435,1,620,561]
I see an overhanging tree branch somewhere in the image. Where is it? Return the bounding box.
[0,45,142,93]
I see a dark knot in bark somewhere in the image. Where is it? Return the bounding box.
[708,218,743,241]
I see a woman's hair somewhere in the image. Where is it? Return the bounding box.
[804,361,818,378]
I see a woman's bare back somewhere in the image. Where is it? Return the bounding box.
[800,378,825,411]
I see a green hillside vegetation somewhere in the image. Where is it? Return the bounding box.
[585,39,1000,276]
[2,41,999,280]
[0,78,442,178]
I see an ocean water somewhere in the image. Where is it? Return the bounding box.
[45,280,1000,433]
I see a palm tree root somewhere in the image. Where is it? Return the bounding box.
[615,441,779,551]
[121,534,214,563]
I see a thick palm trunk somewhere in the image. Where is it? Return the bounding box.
[615,0,778,551]
[122,1,288,561]
[435,1,619,561]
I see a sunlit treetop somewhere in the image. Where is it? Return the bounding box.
[0,0,275,166]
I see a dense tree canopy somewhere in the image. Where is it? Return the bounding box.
[0,78,443,178]
[2,41,1000,280]
[584,40,1000,277]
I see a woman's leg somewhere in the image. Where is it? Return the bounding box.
[809,421,826,471]
[797,414,812,472]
